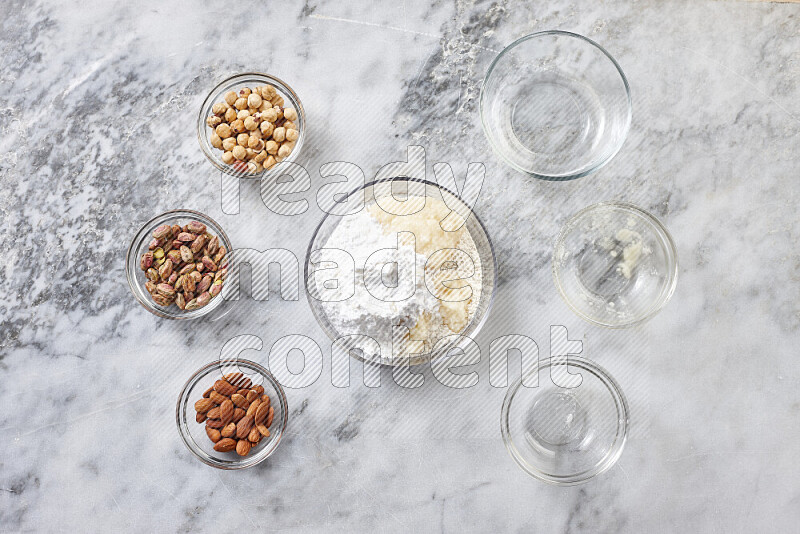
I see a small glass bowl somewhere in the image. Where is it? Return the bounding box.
[197,72,305,178]
[480,31,631,180]
[125,209,233,320]
[501,356,629,485]
[553,202,678,328]
[176,359,288,469]
[304,178,498,367]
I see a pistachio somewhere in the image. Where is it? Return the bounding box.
[202,256,218,272]
[175,292,186,310]
[184,272,196,293]
[158,258,173,280]
[145,281,157,294]
[209,280,223,297]
[175,275,185,292]
[215,268,228,281]
[151,293,173,306]
[177,232,196,242]
[187,221,207,234]
[146,268,160,282]
[179,263,195,275]
[184,298,200,310]
[197,274,213,294]
[167,249,182,264]
[207,235,220,255]
[156,283,176,298]
[153,247,165,260]
[180,245,194,263]
[197,292,212,307]
[148,238,163,250]
[184,291,195,302]
[190,234,206,254]
[171,239,184,250]
[196,262,205,273]
[140,252,154,271]
[153,224,172,239]
[167,272,178,286]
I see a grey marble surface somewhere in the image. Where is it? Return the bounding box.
[1,0,799,531]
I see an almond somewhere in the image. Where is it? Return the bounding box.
[206,418,225,429]
[248,427,261,443]
[232,407,246,423]
[214,438,236,452]
[206,427,221,443]
[221,422,236,438]
[219,399,234,424]
[254,402,270,425]
[235,439,251,456]
[245,389,259,403]
[236,388,249,397]
[196,412,207,423]
[214,379,236,396]
[246,398,261,418]
[209,391,228,405]
[254,385,265,395]
[256,423,270,438]
[202,386,214,398]
[231,393,249,409]
[224,372,244,386]
[236,414,254,439]
[207,407,221,420]
[194,398,215,413]
[266,406,274,428]
[260,394,270,404]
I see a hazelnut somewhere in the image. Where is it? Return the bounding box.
[260,122,274,137]
[259,100,272,112]
[230,119,245,134]
[224,91,237,106]
[210,133,223,149]
[243,116,258,131]
[285,128,299,142]
[212,102,228,116]
[272,95,285,107]
[273,106,284,120]
[283,107,298,121]
[263,85,277,98]
[237,109,250,120]
[246,148,257,160]
[262,108,278,123]
[283,120,296,130]
[249,129,263,140]
[237,133,250,146]
[232,145,247,160]
[265,140,279,155]
[250,138,265,152]
[221,151,234,164]
[265,155,277,169]
[206,115,222,128]
[222,137,236,151]
[254,150,267,163]
[247,93,262,108]
[224,108,237,123]
[234,97,248,110]
[215,123,232,139]
[239,87,251,98]
[277,143,292,158]
[272,127,286,143]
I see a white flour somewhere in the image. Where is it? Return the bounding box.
[314,197,483,363]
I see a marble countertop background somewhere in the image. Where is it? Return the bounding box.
[1,0,798,531]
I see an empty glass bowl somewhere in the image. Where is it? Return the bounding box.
[197,72,305,177]
[305,178,497,366]
[553,202,678,328]
[480,31,631,180]
[126,209,232,320]
[176,359,288,469]
[501,356,629,485]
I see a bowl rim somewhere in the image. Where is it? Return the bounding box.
[500,355,630,485]
[303,176,499,367]
[125,209,233,320]
[551,201,679,328]
[196,71,306,178]
[479,30,632,181]
[175,358,289,469]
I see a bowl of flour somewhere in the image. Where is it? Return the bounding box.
[305,178,497,366]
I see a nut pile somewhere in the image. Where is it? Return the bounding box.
[206,85,300,174]
[194,372,276,457]
[139,221,227,310]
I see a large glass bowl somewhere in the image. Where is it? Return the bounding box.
[176,359,288,469]
[125,209,233,320]
[501,356,629,485]
[553,201,678,328]
[304,178,497,367]
[197,72,305,178]
[480,31,631,180]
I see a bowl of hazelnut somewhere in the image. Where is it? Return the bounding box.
[197,73,305,177]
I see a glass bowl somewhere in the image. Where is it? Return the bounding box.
[501,356,629,485]
[197,72,305,178]
[480,31,631,180]
[125,209,233,320]
[176,359,288,469]
[553,201,678,328]
[304,178,497,367]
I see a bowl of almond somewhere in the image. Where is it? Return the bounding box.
[176,359,288,469]
[197,72,305,177]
